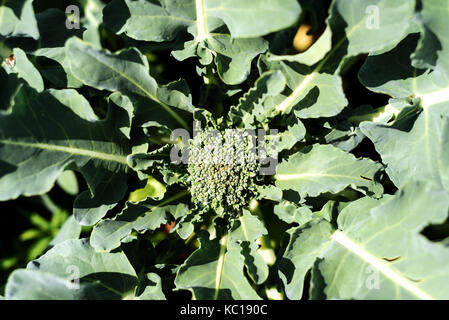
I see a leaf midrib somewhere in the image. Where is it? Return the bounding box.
[275,11,366,114]
[94,190,190,248]
[214,233,229,300]
[196,0,209,42]
[331,230,434,300]
[0,139,128,165]
[70,39,189,130]
[275,172,371,182]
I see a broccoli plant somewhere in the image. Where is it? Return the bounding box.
[1,0,449,300]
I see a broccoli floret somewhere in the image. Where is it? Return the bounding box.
[187,129,260,214]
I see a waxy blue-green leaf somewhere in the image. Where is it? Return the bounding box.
[323,181,449,299]
[50,215,82,246]
[79,0,105,46]
[230,210,268,284]
[0,86,131,226]
[359,25,449,189]
[275,144,383,198]
[103,0,298,84]
[274,201,313,225]
[56,170,79,195]
[204,34,268,85]
[104,0,300,41]
[5,239,138,299]
[0,0,39,39]
[281,180,449,300]
[175,231,261,300]
[276,115,306,152]
[279,196,382,299]
[3,48,44,92]
[5,270,115,299]
[135,273,166,300]
[410,24,441,70]
[268,26,332,67]
[440,119,449,192]
[33,8,85,88]
[65,37,193,130]
[325,126,365,153]
[0,66,21,110]
[259,54,348,119]
[417,0,449,72]
[200,0,301,39]
[228,71,286,127]
[330,0,416,59]
[279,218,334,300]
[104,0,195,42]
[90,190,189,251]
[260,0,415,120]
[172,32,268,85]
[255,185,282,202]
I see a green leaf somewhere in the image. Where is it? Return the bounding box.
[204,34,268,85]
[274,201,314,225]
[259,54,348,118]
[104,0,301,40]
[56,170,79,195]
[104,0,195,42]
[128,176,166,202]
[5,270,112,299]
[276,115,306,152]
[358,0,449,190]
[50,216,82,246]
[134,273,166,300]
[33,8,85,88]
[0,67,20,110]
[275,144,384,198]
[279,218,334,299]
[255,185,282,202]
[280,180,449,300]
[228,70,286,127]
[175,230,261,299]
[199,0,301,39]
[259,0,415,120]
[268,26,332,67]
[230,210,268,284]
[172,34,269,85]
[90,189,189,251]
[0,0,39,39]
[0,40,12,61]
[29,213,50,230]
[5,239,138,299]
[4,48,44,92]
[0,86,131,226]
[359,32,449,189]
[79,0,105,47]
[103,0,299,85]
[329,0,415,59]
[65,37,193,130]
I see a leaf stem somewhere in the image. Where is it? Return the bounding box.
[196,0,209,42]
[214,232,229,300]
